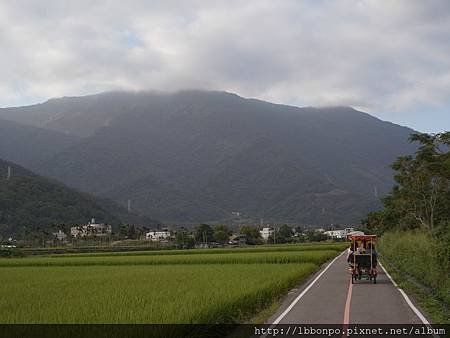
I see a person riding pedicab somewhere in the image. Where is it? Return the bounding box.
[365,242,378,268]
[347,241,357,267]
[347,234,378,284]
[348,240,369,278]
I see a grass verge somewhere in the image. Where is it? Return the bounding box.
[379,258,449,324]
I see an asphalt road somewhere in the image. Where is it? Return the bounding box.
[267,252,427,324]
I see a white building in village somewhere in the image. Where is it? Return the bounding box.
[146,229,171,241]
[53,229,68,242]
[324,227,354,239]
[70,218,112,238]
[260,227,274,241]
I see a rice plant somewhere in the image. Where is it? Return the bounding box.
[0,250,338,267]
[0,242,344,324]
[0,263,316,323]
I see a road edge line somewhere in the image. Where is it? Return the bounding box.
[379,262,430,325]
[271,250,347,324]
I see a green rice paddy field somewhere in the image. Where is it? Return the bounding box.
[0,243,346,323]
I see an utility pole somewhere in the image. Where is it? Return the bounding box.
[127,199,131,213]
[374,186,379,199]
[6,166,11,180]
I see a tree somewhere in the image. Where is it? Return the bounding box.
[119,224,128,238]
[119,224,137,239]
[0,224,9,243]
[194,224,214,243]
[175,227,194,249]
[362,208,401,234]
[240,225,261,245]
[213,225,231,244]
[363,131,450,239]
[384,132,450,231]
[127,224,137,239]
[363,132,450,276]
[304,230,327,242]
[277,224,294,243]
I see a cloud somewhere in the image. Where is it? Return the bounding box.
[0,0,449,131]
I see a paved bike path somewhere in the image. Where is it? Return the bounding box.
[267,252,425,324]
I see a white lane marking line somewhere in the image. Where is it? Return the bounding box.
[379,262,430,325]
[271,250,347,324]
[379,261,398,287]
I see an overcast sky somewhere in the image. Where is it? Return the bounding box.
[1,1,449,132]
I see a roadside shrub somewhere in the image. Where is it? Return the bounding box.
[379,230,450,305]
[0,249,24,258]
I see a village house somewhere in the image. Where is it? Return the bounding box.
[259,227,274,241]
[53,229,68,242]
[70,218,112,238]
[324,227,354,239]
[145,229,171,241]
[228,234,246,245]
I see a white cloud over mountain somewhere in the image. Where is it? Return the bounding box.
[1,0,449,131]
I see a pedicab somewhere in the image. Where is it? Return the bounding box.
[346,234,378,284]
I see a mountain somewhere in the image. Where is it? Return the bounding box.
[0,91,418,224]
[0,93,158,137]
[0,158,147,236]
[0,117,80,171]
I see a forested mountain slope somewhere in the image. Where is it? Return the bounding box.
[0,91,417,224]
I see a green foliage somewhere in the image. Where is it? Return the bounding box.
[362,209,400,234]
[303,230,328,242]
[277,225,294,243]
[0,264,317,324]
[127,224,137,239]
[0,248,24,258]
[212,231,228,244]
[175,228,195,249]
[0,250,338,267]
[9,92,418,225]
[213,225,231,244]
[119,224,128,238]
[367,132,450,234]
[433,221,450,273]
[239,225,262,245]
[365,132,450,271]
[0,159,121,237]
[47,242,348,258]
[368,133,450,323]
[119,224,142,239]
[379,231,450,307]
[194,224,214,243]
